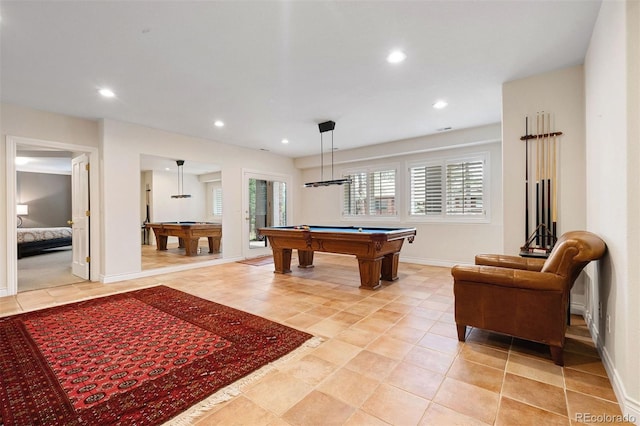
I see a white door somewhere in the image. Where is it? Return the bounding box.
[71,154,90,279]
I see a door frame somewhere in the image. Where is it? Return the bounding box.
[241,169,292,259]
[5,135,100,296]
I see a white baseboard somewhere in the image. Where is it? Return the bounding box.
[585,311,640,424]
[399,256,460,268]
[100,257,242,284]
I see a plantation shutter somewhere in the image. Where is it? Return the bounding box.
[446,160,484,215]
[213,188,223,215]
[369,169,396,215]
[343,172,367,215]
[410,165,443,215]
[409,166,426,215]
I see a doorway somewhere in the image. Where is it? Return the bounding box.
[242,170,290,259]
[5,136,100,296]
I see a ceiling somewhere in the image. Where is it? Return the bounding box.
[1,1,601,158]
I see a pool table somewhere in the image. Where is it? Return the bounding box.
[258,225,416,290]
[146,222,221,256]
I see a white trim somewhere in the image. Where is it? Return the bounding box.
[5,135,100,296]
[100,257,241,283]
[399,256,461,268]
[588,318,640,423]
[5,138,18,295]
[16,167,71,176]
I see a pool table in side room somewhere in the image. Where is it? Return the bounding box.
[257,225,416,290]
[145,222,221,256]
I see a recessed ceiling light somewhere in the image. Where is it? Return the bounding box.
[99,88,115,98]
[165,167,171,171]
[387,50,406,64]
[433,100,448,109]
[214,120,224,128]
[281,139,289,144]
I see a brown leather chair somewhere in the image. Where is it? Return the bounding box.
[451,231,606,365]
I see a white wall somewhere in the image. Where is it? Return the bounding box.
[150,170,207,223]
[0,105,302,290]
[502,65,587,253]
[142,170,208,246]
[298,124,503,265]
[585,0,639,419]
[502,66,589,308]
[0,103,100,294]
[100,119,302,281]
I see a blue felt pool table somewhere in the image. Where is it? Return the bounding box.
[258,225,416,290]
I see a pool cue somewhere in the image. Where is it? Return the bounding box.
[546,113,552,248]
[552,124,558,243]
[542,114,551,248]
[535,113,541,245]
[540,111,547,247]
[525,116,530,241]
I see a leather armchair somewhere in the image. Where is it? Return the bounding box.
[451,231,606,365]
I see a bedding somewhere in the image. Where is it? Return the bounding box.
[17,227,72,258]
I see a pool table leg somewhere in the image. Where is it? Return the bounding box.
[185,238,199,256]
[208,237,221,253]
[272,248,293,273]
[381,252,400,281]
[156,235,168,251]
[357,257,383,290]
[297,250,315,268]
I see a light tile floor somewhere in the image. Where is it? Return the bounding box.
[1,253,626,425]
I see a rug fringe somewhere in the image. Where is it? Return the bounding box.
[163,336,323,425]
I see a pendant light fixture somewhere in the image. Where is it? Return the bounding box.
[171,160,192,198]
[304,120,352,187]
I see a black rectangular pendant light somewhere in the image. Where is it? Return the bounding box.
[304,121,352,188]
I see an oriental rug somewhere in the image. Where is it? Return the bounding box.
[0,286,315,425]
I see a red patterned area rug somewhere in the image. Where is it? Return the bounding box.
[0,286,315,425]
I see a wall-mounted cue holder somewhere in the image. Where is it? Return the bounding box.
[519,112,563,258]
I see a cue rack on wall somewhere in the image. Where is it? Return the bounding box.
[519,111,563,258]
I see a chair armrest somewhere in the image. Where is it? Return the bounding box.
[451,265,564,291]
[475,254,545,271]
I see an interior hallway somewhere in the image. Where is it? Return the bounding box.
[1,254,623,425]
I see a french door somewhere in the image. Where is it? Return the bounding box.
[242,170,290,259]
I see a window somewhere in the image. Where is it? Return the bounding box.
[343,168,397,216]
[212,188,222,216]
[446,160,484,215]
[409,164,443,215]
[409,155,486,220]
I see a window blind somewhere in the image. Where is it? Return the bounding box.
[446,160,484,214]
[213,188,223,215]
[343,172,367,215]
[369,169,396,215]
[410,165,442,215]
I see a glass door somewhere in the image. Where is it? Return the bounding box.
[243,171,289,258]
